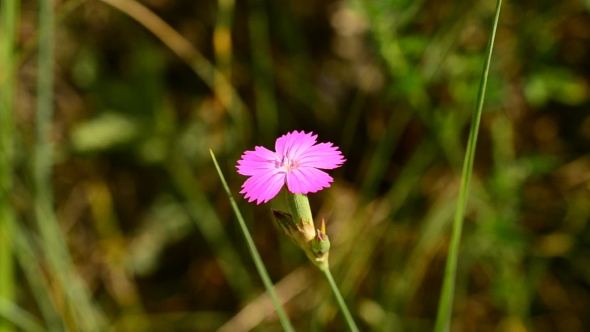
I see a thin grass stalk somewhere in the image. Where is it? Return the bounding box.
[213,0,234,76]
[35,1,105,330]
[35,0,56,207]
[339,89,367,157]
[12,222,65,331]
[433,1,503,331]
[341,142,436,297]
[0,0,19,331]
[359,111,411,201]
[98,0,251,143]
[0,300,45,332]
[247,0,279,143]
[84,181,150,331]
[212,0,245,149]
[166,154,255,300]
[209,150,295,332]
[18,0,86,66]
[34,0,75,328]
[273,9,318,113]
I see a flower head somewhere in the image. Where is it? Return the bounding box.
[236,130,345,204]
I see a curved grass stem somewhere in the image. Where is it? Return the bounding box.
[98,0,251,142]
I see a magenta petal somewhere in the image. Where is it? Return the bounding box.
[274,131,291,156]
[296,143,345,169]
[285,170,304,193]
[286,167,333,194]
[240,170,285,204]
[285,131,318,160]
[286,169,318,194]
[275,130,317,159]
[236,146,277,176]
[256,173,285,204]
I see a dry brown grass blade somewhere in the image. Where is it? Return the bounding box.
[217,266,315,332]
[98,0,250,137]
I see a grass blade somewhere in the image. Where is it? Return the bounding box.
[0,0,19,331]
[98,0,251,143]
[0,299,45,332]
[0,0,19,332]
[247,0,279,143]
[35,1,106,330]
[209,150,295,332]
[12,222,65,331]
[166,154,255,300]
[433,1,503,331]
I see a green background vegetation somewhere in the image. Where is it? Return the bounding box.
[1,0,590,331]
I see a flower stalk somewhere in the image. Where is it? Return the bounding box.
[273,191,329,270]
[322,268,359,332]
[273,191,358,331]
[236,130,356,330]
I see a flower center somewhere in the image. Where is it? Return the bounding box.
[277,155,296,172]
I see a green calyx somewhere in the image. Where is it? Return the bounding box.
[283,191,315,241]
[270,191,331,270]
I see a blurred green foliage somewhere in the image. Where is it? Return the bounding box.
[2,0,590,331]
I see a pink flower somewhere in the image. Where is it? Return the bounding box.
[236,130,346,204]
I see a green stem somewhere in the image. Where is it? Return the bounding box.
[209,150,295,332]
[167,155,255,300]
[36,0,105,330]
[433,1,503,331]
[0,1,18,331]
[247,0,279,143]
[321,268,359,332]
[12,222,64,331]
[0,299,45,332]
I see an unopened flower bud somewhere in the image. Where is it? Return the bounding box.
[312,229,330,257]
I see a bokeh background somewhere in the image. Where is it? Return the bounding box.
[2,0,590,331]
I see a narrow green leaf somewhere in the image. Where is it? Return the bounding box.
[209,150,295,332]
[434,1,503,331]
